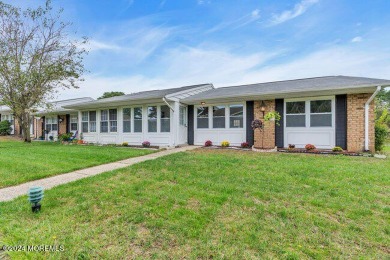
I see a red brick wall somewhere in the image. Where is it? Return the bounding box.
[254,100,276,149]
[58,115,67,135]
[347,93,375,152]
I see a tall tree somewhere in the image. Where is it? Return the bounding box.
[97,91,125,100]
[0,0,87,142]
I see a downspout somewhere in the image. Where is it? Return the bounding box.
[162,97,175,112]
[364,86,381,151]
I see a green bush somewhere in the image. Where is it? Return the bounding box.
[332,146,343,152]
[375,123,388,151]
[58,133,73,142]
[0,120,12,135]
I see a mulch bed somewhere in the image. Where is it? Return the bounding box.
[277,148,365,156]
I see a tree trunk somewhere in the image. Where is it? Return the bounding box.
[18,112,31,143]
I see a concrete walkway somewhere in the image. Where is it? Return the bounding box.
[0,146,200,202]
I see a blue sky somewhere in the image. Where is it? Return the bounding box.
[6,0,390,99]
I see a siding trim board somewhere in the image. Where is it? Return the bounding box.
[335,95,347,149]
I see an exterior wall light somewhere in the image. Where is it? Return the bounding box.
[200,102,206,105]
[260,100,266,117]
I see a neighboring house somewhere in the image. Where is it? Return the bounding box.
[34,97,94,140]
[1,76,390,152]
[63,84,214,146]
[0,106,17,135]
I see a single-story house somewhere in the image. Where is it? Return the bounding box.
[1,76,389,152]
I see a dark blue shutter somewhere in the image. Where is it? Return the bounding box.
[187,105,194,145]
[246,101,254,146]
[335,95,347,149]
[275,99,284,148]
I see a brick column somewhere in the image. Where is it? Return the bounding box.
[254,100,276,149]
[58,115,67,135]
[347,93,375,152]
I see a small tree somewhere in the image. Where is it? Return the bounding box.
[0,1,87,142]
[97,91,125,100]
[0,120,12,135]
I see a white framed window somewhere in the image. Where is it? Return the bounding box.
[160,105,170,132]
[213,106,225,128]
[197,107,209,129]
[148,106,157,132]
[100,110,108,133]
[70,115,78,132]
[45,117,58,132]
[89,111,97,132]
[81,112,89,132]
[285,98,334,128]
[109,109,117,132]
[134,107,142,133]
[81,111,96,133]
[123,108,131,133]
[179,106,187,126]
[229,105,243,128]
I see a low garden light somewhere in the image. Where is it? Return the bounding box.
[28,186,44,213]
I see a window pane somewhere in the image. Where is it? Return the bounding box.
[134,119,142,132]
[213,106,225,128]
[109,109,117,121]
[286,101,305,114]
[123,108,131,121]
[100,121,108,133]
[148,120,157,132]
[286,115,306,127]
[46,124,51,132]
[148,106,157,119]
[82,122,88,132]
[110,121,117,132]
[82,112,88,121]
[52,124,58,131]
[161,119,170,132]
[71,123,78,131]
[311,100,331,113]
[197,107,209,128]
[161,105,170,119]
[123,121,131,133]
[134,107,142,119]
[230,105,243,128]
[89,122,96,132]
[101,110,108,121]
[89,111,96,122]
[311,114,332,127]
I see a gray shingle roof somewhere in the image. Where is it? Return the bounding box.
[182,76,390,103]
[64,84,211,109]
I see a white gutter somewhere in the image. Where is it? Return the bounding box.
[162,97,175,112]
[365,86,381,151]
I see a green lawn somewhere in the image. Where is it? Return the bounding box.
[0,148,389,259]
[0,139,155,188]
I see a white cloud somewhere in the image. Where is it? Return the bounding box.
[207,9,261,33]
[88,40,122,52]
[351,36,363,43]
[197,0,211,5]
[269,0,319,26]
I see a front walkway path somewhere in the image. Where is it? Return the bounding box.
[0,146,200,202]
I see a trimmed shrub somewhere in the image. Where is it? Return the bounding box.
[305,144,316,151]
[241,142,250,148]
[204,140,212,147]
[122,142,128,147]
[0,120,12,135]
[332,146,343,152]
[142,141,151,148]
[221,140,230,147]
[58,133,72,142]
[375,123,388,151]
